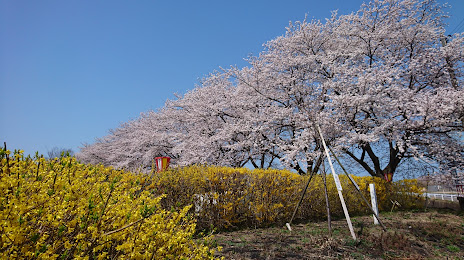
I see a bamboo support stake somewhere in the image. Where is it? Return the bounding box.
[316,124,356,240]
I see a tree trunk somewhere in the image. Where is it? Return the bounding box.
[344,141,403,180]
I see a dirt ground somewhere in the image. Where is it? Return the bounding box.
[212,208,464,259]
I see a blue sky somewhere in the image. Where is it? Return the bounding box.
[1,0,463,156]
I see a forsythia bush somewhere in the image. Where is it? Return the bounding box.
[1,147,424,258]
[0,150,219,259]
[149,165,424,230]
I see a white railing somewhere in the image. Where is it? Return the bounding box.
[424,193,462,202]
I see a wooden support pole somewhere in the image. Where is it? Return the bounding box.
[321,160,332,237]
[328,147,387,232]
[286,171,316,231]
[316,125,356,240]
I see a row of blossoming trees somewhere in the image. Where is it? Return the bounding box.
[78,0,464,180]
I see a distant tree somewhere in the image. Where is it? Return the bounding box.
[78,110,175,170]
[47,147,74,159]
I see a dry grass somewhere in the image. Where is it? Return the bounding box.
[211,208,464,259]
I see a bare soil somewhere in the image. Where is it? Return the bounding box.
[212,208,464,259]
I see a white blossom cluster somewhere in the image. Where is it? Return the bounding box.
[78,0,464,179]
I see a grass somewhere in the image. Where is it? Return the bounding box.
[447,245,460,252]
[211,209,464,259]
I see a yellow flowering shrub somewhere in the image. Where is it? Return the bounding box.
[1,147,424,258]
[0,150,218,259]
[150,165,424,231]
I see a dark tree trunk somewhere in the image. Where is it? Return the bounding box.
[344,141,403,180]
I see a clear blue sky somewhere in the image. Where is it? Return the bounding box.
[1,0,463,156]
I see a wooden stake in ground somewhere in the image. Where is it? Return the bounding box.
[316,124,356,241]
[369,183,380,225]
[321,160,332,237]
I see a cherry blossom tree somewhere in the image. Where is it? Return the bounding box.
[163,72,245,167]
[329,0,464,179]
[78,110,175,171]
[229,0,463,178]
[79,0,463,180]
[165,71,282,168]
